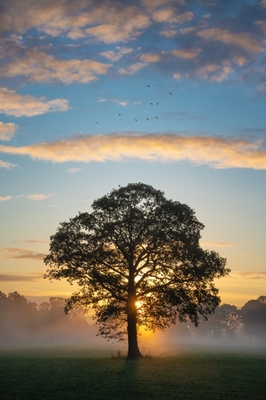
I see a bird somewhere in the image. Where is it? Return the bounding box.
[146,118,149,120]
[135,119,137,121]
[95,122,98,124]
[155,116,158,119]
[169,92,172,95]
[157,102,159,105]
[150,103,153,105]
[147,84,150,87]
[119,113,121,116]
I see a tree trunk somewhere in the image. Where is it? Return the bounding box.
[127,276,142,359]
[127,303,142,359]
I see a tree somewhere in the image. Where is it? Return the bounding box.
[191,304,241,339]
[44,183,229,358]
[241,296,266,341]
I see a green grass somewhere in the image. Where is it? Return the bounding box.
[0,347,266,400]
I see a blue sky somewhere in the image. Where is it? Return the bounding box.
[0,0,266,307]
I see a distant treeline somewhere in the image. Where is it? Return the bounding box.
[0,291,95,344]
[0,291,265,343]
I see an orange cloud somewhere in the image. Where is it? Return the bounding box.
[0,273,44,282]
[197,28,262,53]
[0,87,69,117]
[139,53,161,62]
[151,8,193,24]
[0,133,265,169]
[231,271,266,280]
[0,247,46,260]
[172,48,201,59]
[0,49,109,84]
[200,242,236,248]
[0,121,18,140]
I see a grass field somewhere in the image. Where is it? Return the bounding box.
[0,347,266,400]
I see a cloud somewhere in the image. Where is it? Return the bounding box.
[231,271,266,280]
[27,194,53,202]
[112,99,127,106]
[0,272,44,282]
[66,168,81,173]
[0,247,46,260]
[0,87,69,117]
[0,160,18,169]
[13,240,48,244]
[0,0,151,43]
[0,121,18,140]
[200,242,236,248]
[151,8,193,24]
[0,133,266,169]
[118,62,147,75]
[159,29,177,37]
[83,9,151,43]
[0,49,110,84]
[139,53,160,63]
[197,28,262,54]
[179,27,196,34]
[196,62,234,82]
[171,48,201,60]
[100,47,133,61]
[0,195,12,202]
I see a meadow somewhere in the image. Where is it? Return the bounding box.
[0,347,266,400]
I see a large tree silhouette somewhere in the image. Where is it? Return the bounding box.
[44,183,229,358]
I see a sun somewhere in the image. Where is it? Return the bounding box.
[135,300,142,309]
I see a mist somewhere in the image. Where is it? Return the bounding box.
[0,291,265,355]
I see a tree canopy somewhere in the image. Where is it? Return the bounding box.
[44,182,229,358]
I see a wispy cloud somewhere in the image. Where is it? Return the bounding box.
[13,240,48,244]
[0,133,265,169]
[0,247,46,260]
[0,121,18,140]
[66,168,81,174]
[100,46,133,61]
[0,195,12,202]
[0,272,44,282]
[27,194,54,202]
[0,159,18,169]
[118,62,147,75]
[231,271,266,280]
[200,241,237,248]
[0,87,69,117]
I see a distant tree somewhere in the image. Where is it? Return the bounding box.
[0,291,38,341]
[44,183,229,358]
[192,304,241,339]
[241,296,266,341]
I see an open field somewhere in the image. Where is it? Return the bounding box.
[0,347,266,400]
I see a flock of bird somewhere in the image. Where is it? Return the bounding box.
[95,85,173,124]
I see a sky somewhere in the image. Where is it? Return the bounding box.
[0,0,266,309]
